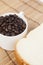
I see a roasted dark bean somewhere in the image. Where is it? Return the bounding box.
[0,14,26,36]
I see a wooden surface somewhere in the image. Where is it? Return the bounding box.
[0,0,43,65]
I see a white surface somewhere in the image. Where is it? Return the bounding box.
[0,12,28,50]
[39,0,43,2]
[16,23,43,65]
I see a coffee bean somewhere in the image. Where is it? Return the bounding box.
[0,16,4,20]
[11,32,15,36]
[15,30,19,34]
[14,24,18,27]
[11,26,14,29]
[22,24,26,29]
[5,32,10,36]
[1,23,5,27]
[5,28,8,32]
[8,25,11,30]
[8,18,12,23]
[12,28,15,31]
[1,30,6,35]
[12,17,14,21]
[0,27,2,33]
[0,14,26,36]
[5,16,9,20]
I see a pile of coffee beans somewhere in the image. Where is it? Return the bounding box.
[0,14,26,36]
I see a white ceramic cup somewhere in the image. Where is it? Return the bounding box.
[0,12,28,51]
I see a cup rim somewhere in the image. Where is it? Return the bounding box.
[0,12,28,38]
